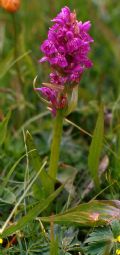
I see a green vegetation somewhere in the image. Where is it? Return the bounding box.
[0,1,120,254]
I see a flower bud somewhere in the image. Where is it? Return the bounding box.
[1,0,20,13]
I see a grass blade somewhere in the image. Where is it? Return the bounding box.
[26,131,53,198]
[88,105,104,188]
[1,183,64,238]
[40,200,120,227]
[0,111,11,146]
[50,236,59,255]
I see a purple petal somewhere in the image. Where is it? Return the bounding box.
[41,40,57,55]
[39,6,94,86]
[39,56,48,63]
[81,21,91,31]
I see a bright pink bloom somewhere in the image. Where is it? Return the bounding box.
[37,6,93,114]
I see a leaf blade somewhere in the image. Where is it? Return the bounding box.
[0,111,11,146]
[40,200,120,226]
[26,131,53,199]
[88,106,104,188]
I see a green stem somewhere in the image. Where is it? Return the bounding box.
[48,110,64,191]
[12,14,23,86]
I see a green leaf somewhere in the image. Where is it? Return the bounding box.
[0,188,16,204]
[50,236,59,255]
[0,21,5,54]
[88,105,104,188]
[40,200,120,227]
[111,220,120,238]
[84,227,114,255]
[0,111,11,146]
[1,184,64,238]
[26,131,53,199]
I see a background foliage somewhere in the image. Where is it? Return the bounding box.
[0,0,120,254]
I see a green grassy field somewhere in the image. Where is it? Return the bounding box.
[0,1,120,254]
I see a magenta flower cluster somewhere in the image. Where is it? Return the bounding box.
[37,6,93,114]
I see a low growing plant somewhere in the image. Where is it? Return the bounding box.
[0,5,120,255]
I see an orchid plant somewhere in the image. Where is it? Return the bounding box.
[35,6,93,192]
[0,4,120,255]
